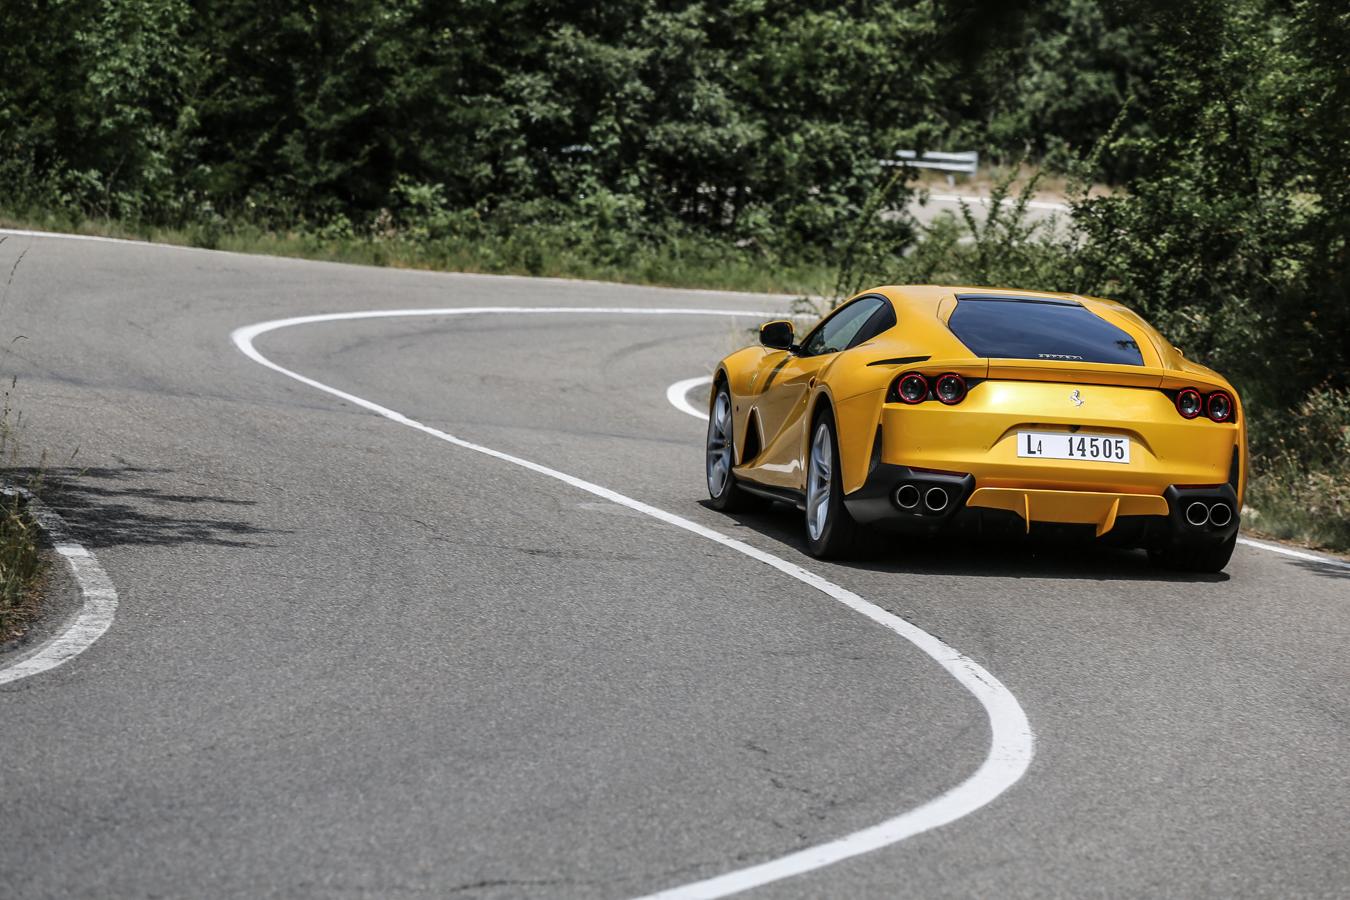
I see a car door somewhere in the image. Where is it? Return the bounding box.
[747,296,890,489]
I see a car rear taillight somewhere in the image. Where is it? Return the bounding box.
[1174,387,1236,422]
[934,373,967,405]
[1207,391,1233,422]
[1176,388,1203,419]
[897,373,928,404]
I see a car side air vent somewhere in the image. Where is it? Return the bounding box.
[741,409,762,463]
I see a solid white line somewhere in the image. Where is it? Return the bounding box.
[0,487,118,686]
[0,227,216,253]
[668,376,713,422]
[232,306,1034,899]
[666,376,713,421]
[1236,537,1350,571]
[665,376,1350,576]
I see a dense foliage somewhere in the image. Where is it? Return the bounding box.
[1,0,1344,545]
[3,0,949,250]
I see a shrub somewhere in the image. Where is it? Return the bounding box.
[1245,387,1350,549]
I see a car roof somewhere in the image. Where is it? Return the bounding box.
[873,284,1099,315]
[860,284,1198,376]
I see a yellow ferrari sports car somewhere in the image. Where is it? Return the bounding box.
[706,285,1245,572]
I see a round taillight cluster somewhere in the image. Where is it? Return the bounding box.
[1175,388,1235,422]
[1176,388,1203,419]
[897,373,928,404]
[1207,391,1233,422]
[895,372,968,405]
[935,373,967,405]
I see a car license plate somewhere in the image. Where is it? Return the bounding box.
[1016,431,1130,463]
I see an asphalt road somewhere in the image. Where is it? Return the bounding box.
[0,232,1346,899]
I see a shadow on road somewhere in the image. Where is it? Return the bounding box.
[704,499,1231,584]
[13,466,284,550]
[1289,558,1350,581]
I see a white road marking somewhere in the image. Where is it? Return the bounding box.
[666,376,713,421]
[0,487,118,686]
[665,377,1350,575]
[0,227,216,253]
[669,377,714,422]
[233,306,1034,899]
[1236,537,1350,571]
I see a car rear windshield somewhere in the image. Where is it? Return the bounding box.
[947,296,1145,366]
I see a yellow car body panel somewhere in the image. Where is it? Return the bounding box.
[877,377,1239,494]
[712,285,1246,540]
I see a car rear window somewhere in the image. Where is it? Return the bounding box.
[947,296,1145,366]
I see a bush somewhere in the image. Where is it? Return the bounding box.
[1245,388,1350,549]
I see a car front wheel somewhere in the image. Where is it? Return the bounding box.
[706,383,763,512]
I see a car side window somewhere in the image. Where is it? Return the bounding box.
[850,299,897,348]
[800,296,888,356]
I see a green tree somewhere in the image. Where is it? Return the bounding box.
[1070,0,1348,403]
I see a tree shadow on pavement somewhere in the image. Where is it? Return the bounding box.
[12,466,284,550]
[1289,558,1350,581]
[705,499,1231,584]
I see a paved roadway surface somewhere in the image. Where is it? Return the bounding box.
[0,232,1346,899]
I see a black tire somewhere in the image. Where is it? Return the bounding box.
[803,407,861,558]
[1148,532,1237,573]
[706,382,766,512]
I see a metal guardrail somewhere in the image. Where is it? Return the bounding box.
[882,150,979,175]
[559,144,978,178]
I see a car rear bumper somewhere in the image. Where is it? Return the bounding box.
[875,383,1242,496]
[843,463,1239,548]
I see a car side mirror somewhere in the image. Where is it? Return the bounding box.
[759,320,795,350]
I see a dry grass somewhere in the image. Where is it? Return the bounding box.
[0,492,44,644]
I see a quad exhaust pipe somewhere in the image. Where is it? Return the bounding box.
[1185,501,1210,526]
[893,483,951,514]
[1208,502,1233,527]
[1185,500,1234,528]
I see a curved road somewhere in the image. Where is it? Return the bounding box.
[0,233,1346,898]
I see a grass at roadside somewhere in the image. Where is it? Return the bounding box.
[1243,388,1350,552]
[0,492,44,644]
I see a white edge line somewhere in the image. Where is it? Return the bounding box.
[666,376,713,421]
[0,227,219,253]
[0,486,118,686]
[663,377,1350,575]
[232,306,1035,900]
[1236,537,1350,571]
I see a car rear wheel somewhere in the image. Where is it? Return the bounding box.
[1148,532,1237,573]
[804,408,861,558]
[706,383,764,512]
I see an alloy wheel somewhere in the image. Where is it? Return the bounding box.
[706,390,734,498]
[806,420,832,541]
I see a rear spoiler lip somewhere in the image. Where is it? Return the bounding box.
[983,359,1232,392]
[864,356,1235,397]
[868,356,1233,393]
